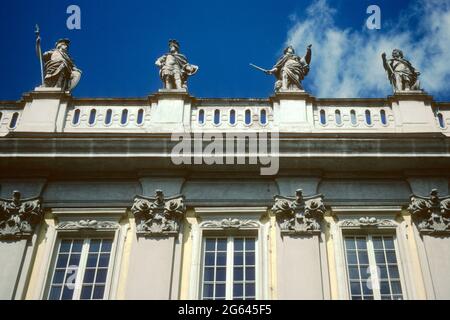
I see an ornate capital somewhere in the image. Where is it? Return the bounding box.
[200,218,260,230]
[131,190,186,237]
[272,189,326,235]
[0,191,44,240]
[57,219,119,231]
[340,217,397,229]
[408,189,450,235]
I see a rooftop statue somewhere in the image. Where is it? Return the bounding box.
[155,39,199,91]
[382,49,421,92]
[251,44,312,92]
[35,27,82,92]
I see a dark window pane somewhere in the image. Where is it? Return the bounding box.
[372,237,384,250]
[233,284,243,297]
[86,254,98,268]
[61,286,74,300]
[356,238,367,250]
[105,109,112,125]
[203,284,214,298]
[234,252,243,266]
[214,110,220,125]
[245,252,255,265]
[380,281,391,295]
[234,239,244,251]
[245,239,255,251]
[346,251,357,265]
[98,254,110,268]
[49,286,62,300]
[216,239,227,251]
[68,254,81,266]
[245,284,255,297]
[96,269,108,283]
[391,281,402,295]
[379,266,388,279]
[56,254,69,268]
[101,240,112,253]
[386,251,397,264]
[375,251,386,264]
[348,266,360,280]
[93,285,105,300]
[198,109,205,125]
[53,270,65,284]
[60,241,71,253]
[137,109,144,125]
[350,282,361,295]
[89,240,101,253]
[260,109,267,125]
[362,282,373,295]
[358,251,369,265]
[383,238,395,250]
[204,268,215,281]
[388,266,400,279]
[83,269,96,283]
[345,238,356,250]
[234,267,243,281]
[216,252,227,266]
[352,295,362,300]
[205,252,215,266]
[215,284,226,298]
[230,110,236,125]
[205,239,216,251]
[245,267,255,281]
[72,240,84,253]
[216,267,226,281]
[121,109,128,125]
[80,285,93,300]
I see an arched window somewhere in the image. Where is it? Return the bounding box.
[245,110,252,125]
[365,110,372,125]
[121,109,128,125]
[438,113,445,129]
[105,109,112,125]
[335,110,342,125]
[229,109,236,125]
[214,109,221,125]
[380,109,387,125]
[320,110,326,125]
[88,109,97,126]
[137,109,144,125]
[260,109,267,125]
[72,109,81,125]
[350,110,357,125]
[198,109,205,125]
[9,112,19,129]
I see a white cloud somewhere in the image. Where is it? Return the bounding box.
[285,0,450,98]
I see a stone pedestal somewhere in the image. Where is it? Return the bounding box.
[125,234,182,300]
[390,92,439,133]
[16,87,71,133]
[0,239,28,299]
[148,90,191,133]
[276,230,328,300]
[421,235,450,299]
[272,91,314,132]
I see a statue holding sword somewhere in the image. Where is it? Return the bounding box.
[251,44,312,92]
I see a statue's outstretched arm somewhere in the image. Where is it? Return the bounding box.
[305,44,312,65]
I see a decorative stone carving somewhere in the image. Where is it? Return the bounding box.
[57,219,119,231]
[340,217,397,228]
[253,44,312,92]
[131,190,186,236]
[200,218,260,230]
[0,191,43,239]
[39,38,82,91]
[155,39,199,91]
[408,189,450,235]
[272,189,326,235]
[382,49,421,92]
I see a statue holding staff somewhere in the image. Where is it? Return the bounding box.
[382,49,421,92]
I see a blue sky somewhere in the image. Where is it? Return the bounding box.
[1,0,449,100]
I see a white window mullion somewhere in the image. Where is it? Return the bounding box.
[226,237,234,300]
[366,236,381,300]
[72,239,90,300]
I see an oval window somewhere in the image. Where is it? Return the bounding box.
[121,109,128,125]
[229,109,236,125]
[72,109,81,125]
[88,109,97,126]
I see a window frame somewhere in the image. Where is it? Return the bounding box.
[31,208,128,300]
[331,207,411,300]
[189,207,269,300]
